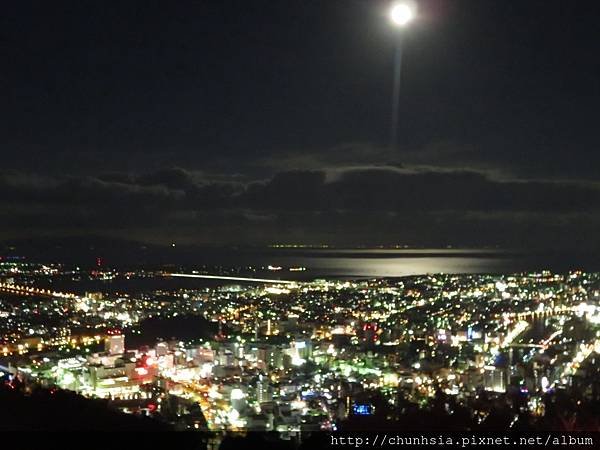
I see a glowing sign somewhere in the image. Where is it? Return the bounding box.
[352,403,374,416]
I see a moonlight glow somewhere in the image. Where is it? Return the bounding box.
[390,2,415,26]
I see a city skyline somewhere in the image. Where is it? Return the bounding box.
[2,259,599,435]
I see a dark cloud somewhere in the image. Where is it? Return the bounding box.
[239,168,600,214]
[1,167,599,248]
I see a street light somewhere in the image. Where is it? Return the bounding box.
[389,2,416,153]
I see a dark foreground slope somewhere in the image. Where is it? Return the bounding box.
[0,384,171,431]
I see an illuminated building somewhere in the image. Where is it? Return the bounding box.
[483,365,507,393]
[105,334,125,356]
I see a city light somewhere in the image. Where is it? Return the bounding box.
[1,259,599,434]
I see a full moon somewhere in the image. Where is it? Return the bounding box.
[390,3,415,26]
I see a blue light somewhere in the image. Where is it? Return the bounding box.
[352,403,374,416]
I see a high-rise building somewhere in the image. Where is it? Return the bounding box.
[155,341,168,356]
[105,334,125,355]
[256,377,273,404]
[293,338,313,360]
[483,365,506,393]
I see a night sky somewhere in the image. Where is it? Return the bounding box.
[2,0,599,249]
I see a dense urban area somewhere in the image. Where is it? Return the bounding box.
[1,258,599,437]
